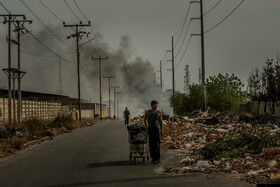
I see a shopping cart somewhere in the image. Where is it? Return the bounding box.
[127,124,149,163]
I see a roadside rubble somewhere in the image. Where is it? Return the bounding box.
[134,111,280,184]
[0,117,97,158]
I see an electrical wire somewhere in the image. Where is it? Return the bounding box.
[73,0,89,21]
[204,0,222,16]
[38,0,74,35]
[20,0,76,52]
[175,36,193,69]
[71,0,116,78]
[204,0,246,34]
[64,0,81,21]
[21,49,58,58]
[174,20,192,59]
[39,0,64,22]
[174,2,192,48]
[27,31,75,64]
[0,2,11,14]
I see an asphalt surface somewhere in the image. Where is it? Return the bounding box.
[0,121,251,187]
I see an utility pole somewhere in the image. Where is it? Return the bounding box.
[166,36,175,116]
[103,75,115,118]
[2,68,25,124]
[160,60,163,93]
[199,68,202,85]
[154,72,156,85]
[12,19,32,124]
[0,14,26,126]
[184,65,190,95]
[63,21,91,121]
[191,0,206,111]
[111,85,120,119]
[58,57,63,95]
[116,92,119,120]
[92,55,109,120]
[200,0,206,111]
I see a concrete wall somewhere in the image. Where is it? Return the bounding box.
[0,97,108,122]
[93,103,108,118]
[259,101,280,116]
[0,98,73,122]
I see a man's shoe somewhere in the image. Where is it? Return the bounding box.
[153,160,159,164]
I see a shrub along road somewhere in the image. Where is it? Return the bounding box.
[0,121,250,187]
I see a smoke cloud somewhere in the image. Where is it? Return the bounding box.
[0,26,172,116]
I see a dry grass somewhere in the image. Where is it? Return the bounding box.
[9,136,23,150]
[0,116,98,158]
[23,118,47,140]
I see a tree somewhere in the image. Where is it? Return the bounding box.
[188,84,202,111]
[247,67,265,115]
[169,92,188,115]
[206,73,244,112]
[169,84,202,115]
[262,59,280,114]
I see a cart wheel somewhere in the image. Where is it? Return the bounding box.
[143,157,145,163]
[134,157,136,163]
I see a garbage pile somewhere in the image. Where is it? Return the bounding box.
[127,124,147,144]
[160,111,280,184]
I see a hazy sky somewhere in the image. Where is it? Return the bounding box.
[0,0,280,96]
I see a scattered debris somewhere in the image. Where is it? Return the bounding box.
[156,111,280,184]
[0,125,8,139]
[0,118,97,159]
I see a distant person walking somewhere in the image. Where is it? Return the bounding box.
[123,107,130,125]
[144,100,163,164]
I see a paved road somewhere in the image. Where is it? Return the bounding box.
[0,121,250,187]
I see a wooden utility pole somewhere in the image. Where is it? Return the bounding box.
[0,14,26,126]
[191,0,206,111]
[92,55,108,120]
[12,19,32,123]
[200,0,206,111]
[111,86,120,119]
[2,68,25,124]
[160,60,163,93]
[171,36,175,115]
[116,92,119,120]
[103,75,115,118]
[166,36,175,116]
[63,21,91,121]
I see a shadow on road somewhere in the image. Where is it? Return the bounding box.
[42,175,185,187]
[86,160,154,168]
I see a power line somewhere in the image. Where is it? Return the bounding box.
[38,0,74,35]
[63,0,115,87]
[39,0,64,22]
[174,3,192,47]
[20,0,76,52]
[203,0,222,16]
[71,2,115,77]
[64,0,81,21]
[174,20,192,59]
[175,36,193,69]
[162,41,172,74]
[70,0,114,77]
[27,31,74,64]
[0,2,11,14]
[205,0,246,34]
[20,49,57,58]
[73,0,89,21]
